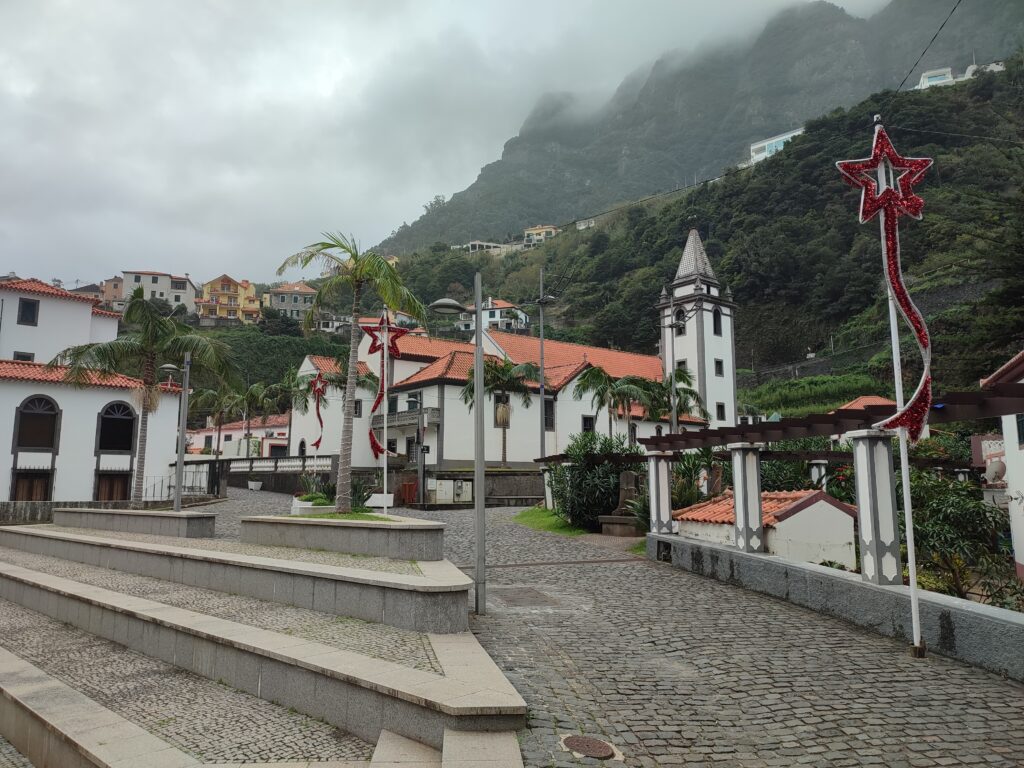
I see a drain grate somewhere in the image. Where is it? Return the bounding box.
[563,735,615,759]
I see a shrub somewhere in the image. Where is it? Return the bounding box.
[548,432,644,531]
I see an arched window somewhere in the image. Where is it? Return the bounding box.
[629,422,638,445]
[298,439,307,456]
[674,309,686,336]
[713,308,722,336]
[97,402,136,452]
[16,396,59,450]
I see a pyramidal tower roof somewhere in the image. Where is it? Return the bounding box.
[675,228,717,282]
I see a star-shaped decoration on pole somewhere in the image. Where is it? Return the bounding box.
[360,310,412,459]
[836,125,932,223]
[309,372,328,449]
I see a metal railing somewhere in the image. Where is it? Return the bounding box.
[143,466,210,500]
[226,455,333,474]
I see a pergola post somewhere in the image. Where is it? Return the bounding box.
[728,442,764,552]
[647,452,674,534]
[848,429,903,585]
[810,459,829,491]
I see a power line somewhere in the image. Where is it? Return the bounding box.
[889,124,1024,146]
[891,0,964,97]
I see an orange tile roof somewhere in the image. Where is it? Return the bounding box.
[191,411,291,433]
[487,330,663,382]
[0,278,98,304]
[267,281,317,294]
[672,489,855,526]
[393,351,478,389]
[0,360,147,390]
[91,307,121,319]
[981,348,1024,389]
[391,334,476,361]
[467,299,520,311]
[308,355,370,377]
[834,395,896,411]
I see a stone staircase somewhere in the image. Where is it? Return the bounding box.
[0,508,525,767]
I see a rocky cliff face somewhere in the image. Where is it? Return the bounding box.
[378,0,1024,254]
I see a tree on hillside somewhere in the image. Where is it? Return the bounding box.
[278,233,426,512]
[53,287,233,506]
[461,358,541,467]
[260,307,302,336]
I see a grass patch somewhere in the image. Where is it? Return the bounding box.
[512,505,587,537]
[628,541,647,556]
[293,508,392,522]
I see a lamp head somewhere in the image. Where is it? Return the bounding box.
[429,297,468,315]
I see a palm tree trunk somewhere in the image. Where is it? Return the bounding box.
[216,417,223,456]
[501,425,508,467]
[607,404,614,438]
[132,406,150,508]
[336,282,363,512]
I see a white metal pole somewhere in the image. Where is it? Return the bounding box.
[382,315,389,517]
[473,272,486,615]
[538,266,546,459]
[875,123,923,650]
[173,352,191,512]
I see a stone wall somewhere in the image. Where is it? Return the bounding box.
[649,533,1024,683]
[0,497,215,526]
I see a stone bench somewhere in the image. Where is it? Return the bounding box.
[53,507,215,538]
[240,514,445,561]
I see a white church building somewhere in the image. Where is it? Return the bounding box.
[289,228,737,469]
[0,278,179,503]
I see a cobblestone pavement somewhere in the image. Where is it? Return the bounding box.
[399,505,1024,768]
[210,487,295,538]
[0,545,441,674]
[0,737,30,768]
[42,524,421,575]
[0,597,373,764]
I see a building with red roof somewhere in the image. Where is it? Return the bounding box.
[188,411,291,458]
[673,489,857,568]
[453,297,529,333]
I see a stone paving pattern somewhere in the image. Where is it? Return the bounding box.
[0,597,373,764]
[0,544,442,674]
[404,505,1024,767]
[0,737,30,768]
[41,524,422,575]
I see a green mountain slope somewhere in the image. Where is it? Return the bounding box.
[397,57,1024,390]
[379,0,1024,256]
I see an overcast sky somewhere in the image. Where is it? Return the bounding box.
[0,0,888,286]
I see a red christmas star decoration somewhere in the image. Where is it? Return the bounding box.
[836,127,932,223]
[360,311,412,459]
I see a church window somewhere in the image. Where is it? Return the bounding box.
[674,309,686,336]
[716,403,726,421]
[714,359,724,377]
[713,308,722,336]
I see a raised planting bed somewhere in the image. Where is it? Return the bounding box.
[240,514,445,561]
[52,507,215,538]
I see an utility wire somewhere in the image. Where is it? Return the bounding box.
[888,125,1024,145]
[891,0,964,97]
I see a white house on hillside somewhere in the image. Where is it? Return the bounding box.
[120,271,198,313]
[189,412,290,458]
[0,278,178,502]
[454,298,529,333]
[981,349,1024,580]
[657,229,737,427]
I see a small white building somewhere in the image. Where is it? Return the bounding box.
[746,127,804,166]
[454,298,530,333]
[120,271,198,314]
[673,489,857,569]
[657,229,737,428]
[981,349,1024,580]
[189,412,291,458]
[261,281,317,321]
[523,225,560,249]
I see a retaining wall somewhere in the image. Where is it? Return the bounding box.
[648,533,1024,682]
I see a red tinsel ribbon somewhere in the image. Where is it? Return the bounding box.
[837,126,933,442]
[309,372,328,450]
[360,311,411,459]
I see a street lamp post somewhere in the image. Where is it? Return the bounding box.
[429,274,487,615]
[160,352,192,512]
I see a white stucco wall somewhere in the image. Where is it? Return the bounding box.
[0,293,105,363]
[1000,412,1024,577]
[0,381,178,501]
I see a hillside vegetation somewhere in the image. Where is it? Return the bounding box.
[397,56,1024,392]
[379,0,1023,255]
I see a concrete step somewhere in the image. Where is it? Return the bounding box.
[441,729,524,768]
[52,508,216,538]
[0,559,526,749]
[371,730,441,767]
[0,525,471,633]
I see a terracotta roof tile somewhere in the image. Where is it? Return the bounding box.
[0,278,98,304]
[672,489,855,526]
[393,351,479,388]
[267,281,317,294]
[91,307,121,319]
[487,330,663,382]
[0,360,146,390]
[192,411,291,433]
[391,335,476,361]
[308,355,370,377]
[833,395,896,411]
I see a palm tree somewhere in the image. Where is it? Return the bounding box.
[53,287,232,507]
[461,358,541,467]
[237,381,278,457]
[612,375,655,443]
[193,385,245,456]
[572,366,650,438]
[647,368,709,429]
[278,232,426,512]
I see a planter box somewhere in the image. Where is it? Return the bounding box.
[290,498,319,515]
[247,481,263,491]
[52,508,215,538]
[240,514,445,561]
[599,514,643,538]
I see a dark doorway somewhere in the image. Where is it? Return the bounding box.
[96,473,131,501]
[13,471,52,501]
[269,444,288,458]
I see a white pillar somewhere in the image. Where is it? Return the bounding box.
[728,442,764,552]
[810,459,829,491]
[647,452,674,534]
[849,429,903,586]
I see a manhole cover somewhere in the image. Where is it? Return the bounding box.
[563,736,615,759]
[490,587,560,607]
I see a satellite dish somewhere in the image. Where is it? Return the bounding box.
[985,459,1006,484]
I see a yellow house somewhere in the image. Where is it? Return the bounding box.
[197,274,260,324]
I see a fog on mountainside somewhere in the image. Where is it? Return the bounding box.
[378,0,1024,254]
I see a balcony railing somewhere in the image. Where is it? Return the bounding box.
[370,407,440,430]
